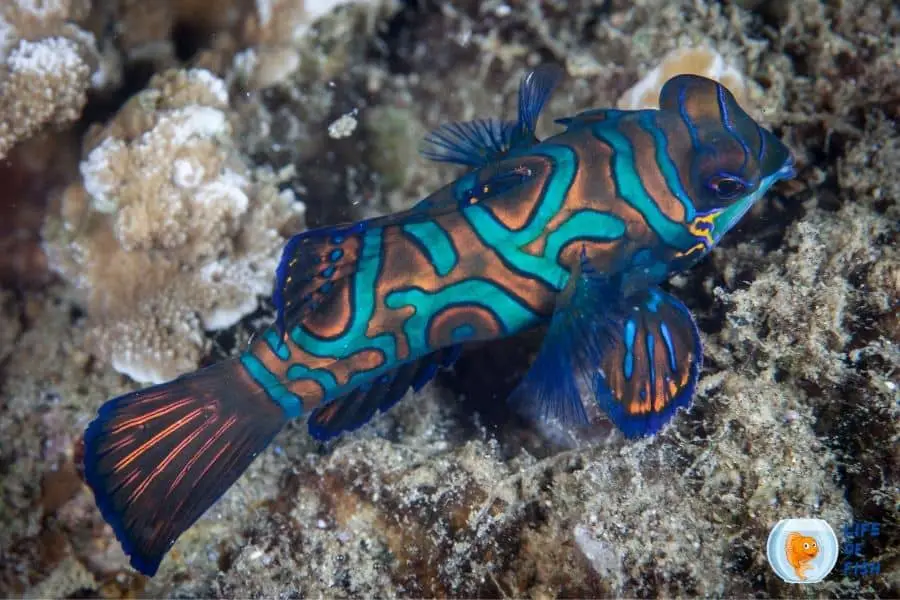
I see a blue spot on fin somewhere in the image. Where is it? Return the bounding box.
[419,64,563,168]
[274,208,446,337]
[593,286,701,438]
[307,345,462,441]
[273,221,368,336]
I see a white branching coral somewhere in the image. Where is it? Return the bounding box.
[0,0,98,158]
[44,68,305,384]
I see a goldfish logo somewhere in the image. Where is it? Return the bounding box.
[785,532,819,580]
[767,519,838,584]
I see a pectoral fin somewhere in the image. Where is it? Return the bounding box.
[508,261,701,437]
[505,264,602,426]
[593,287,701,437]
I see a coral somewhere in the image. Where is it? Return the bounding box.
[617,46,748,110]
[0,0,98,159]
[43,68,305,384]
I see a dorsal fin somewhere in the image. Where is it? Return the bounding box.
[419,118,517,168]
[419,64,564,168]
[515,63,564,137]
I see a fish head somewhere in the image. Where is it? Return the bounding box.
[657,74,796,249]
[800,536,820,559]
[788,533,820,560]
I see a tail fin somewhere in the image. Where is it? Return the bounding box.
[82,358,288,576]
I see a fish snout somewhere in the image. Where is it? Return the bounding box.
[777,154,797,180]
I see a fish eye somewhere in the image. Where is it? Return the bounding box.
[707,174,746,200]
[803,543,810,550]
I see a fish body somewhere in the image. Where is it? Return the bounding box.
[785,532,820,580]
[82,66,796,576]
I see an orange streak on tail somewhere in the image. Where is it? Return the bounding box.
[128,418,213,504]
[196,438,233,483]
[112,408,204,474]
[105,433,137,453]
[166,418,234,496]
[108,398,193,434]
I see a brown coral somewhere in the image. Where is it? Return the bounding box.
[0,0,98,159]
[43,67,305,384]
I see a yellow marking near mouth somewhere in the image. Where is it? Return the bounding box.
[674,211,720,259]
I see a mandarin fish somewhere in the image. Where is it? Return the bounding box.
[785,532,820,580]
[82,65,796,576]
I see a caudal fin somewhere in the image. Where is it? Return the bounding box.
[82,358,288,576]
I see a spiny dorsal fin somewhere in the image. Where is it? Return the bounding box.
[419,117,517,167]
[419,64,564,168]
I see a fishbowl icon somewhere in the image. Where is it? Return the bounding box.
[766,518,839,584]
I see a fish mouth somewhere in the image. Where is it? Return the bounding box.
[776,155,797,180]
